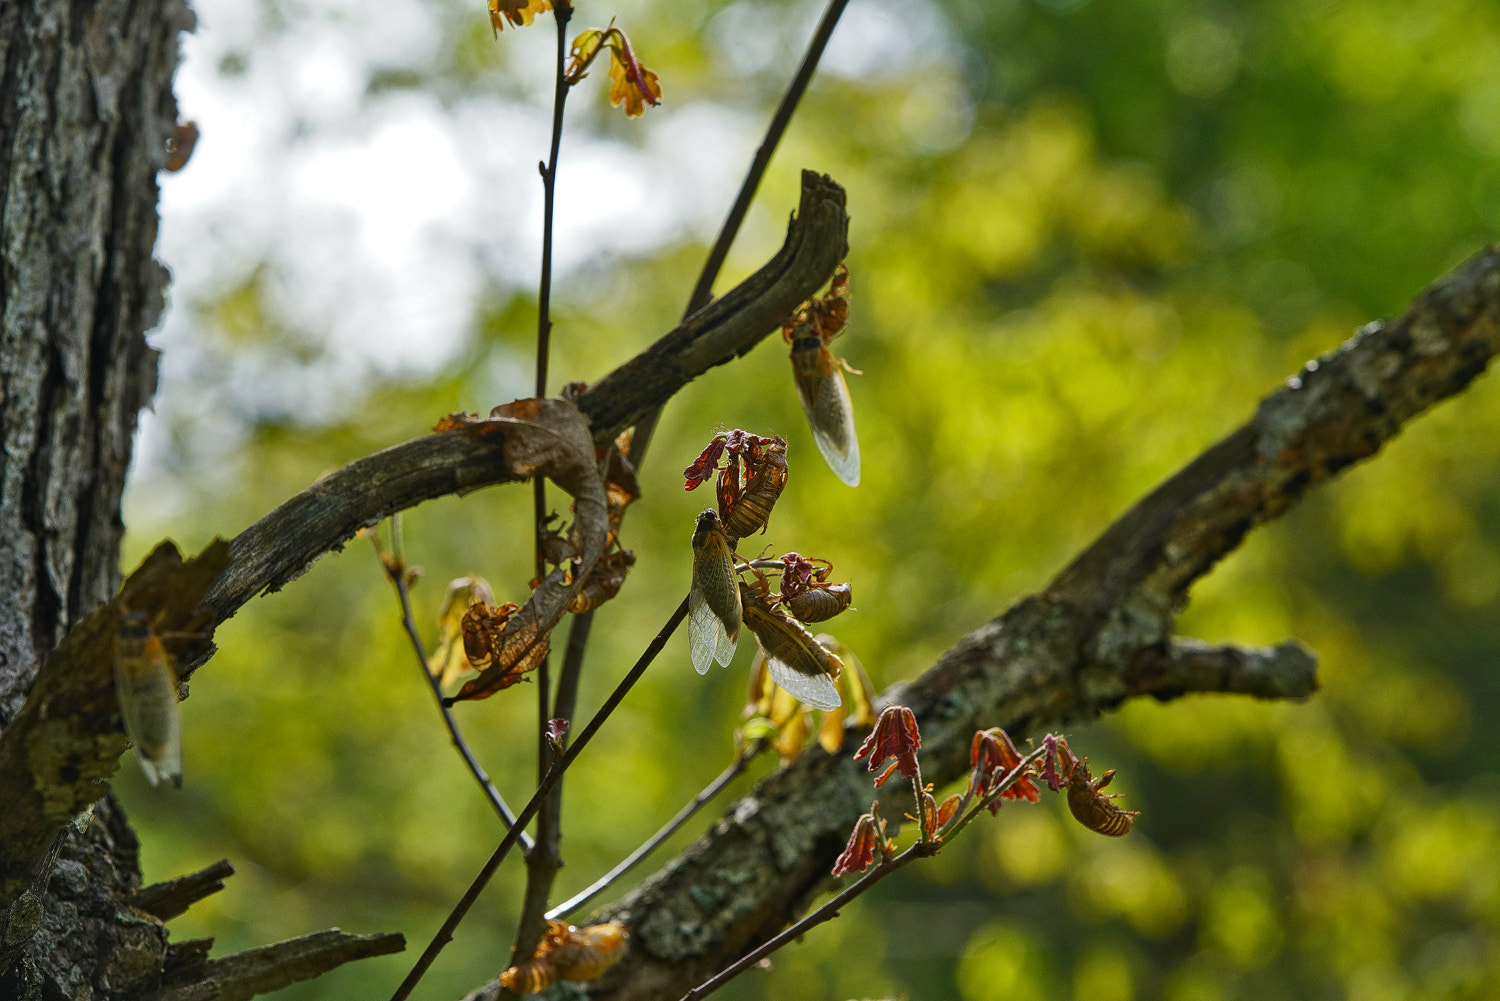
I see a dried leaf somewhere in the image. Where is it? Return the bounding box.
[442,396,609,704]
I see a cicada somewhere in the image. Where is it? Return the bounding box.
[784,263,860,487]
[569,549,636,614]
[777,552,852,624]
[1064,753,1139,837]
[500,920,628,995]
[720,435,788,542]
[740,579,843,711]
[686,430,789,543]
[113,611,183,788]
[689,510,741,674]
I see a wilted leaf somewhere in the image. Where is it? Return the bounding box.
[439,395,609,704]
[815,633,876,730]
[607,41,661,118]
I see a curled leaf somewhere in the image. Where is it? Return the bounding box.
[606,38,661,118]
[832,808,886,877]
[442,396,609,704]
[854,705,921,784]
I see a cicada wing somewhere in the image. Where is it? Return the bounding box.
[689,567,741,672]
[765,654,843,712]
[794,356,860,487]
[688,586,723,675]
[116,662,183,788]
[690,512,742,672]
[715,621,738,668]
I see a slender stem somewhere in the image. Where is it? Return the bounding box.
[681,745,1052,1001]
[371,527,534,852]
[388,595,688,1001]
[535,0,573,397]
[546,737,767,921]
[941,747,1051,845]
[684,0,851,314]
[513,1,576,969]
[681,846,918,1001]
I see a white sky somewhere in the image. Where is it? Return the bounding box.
[137,0,960,499]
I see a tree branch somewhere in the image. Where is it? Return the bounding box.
[130,859,235,922]
[198,170,847,623]
[499,246,1499,1001]
[146,928,406,1001]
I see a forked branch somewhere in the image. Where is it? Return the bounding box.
[468,247,1499,1001]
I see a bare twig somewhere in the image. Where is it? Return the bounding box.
[388,595,689,1001]
[556,247,1500,1001]
[195,928,404,1001]
[129,859,235,922]
[515,0,579,967]
[546,738,768,922]
[686,0,851,313]
[371,527,534,851]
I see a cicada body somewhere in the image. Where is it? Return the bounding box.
[569,549,636,614]
[785,581,852,623]
[689,511,741,674]
[784,263,859,486]
[789,334,860,487]
[556,921,628,981]
[721,436,788,541]
[500,920,628,995]
[113,611,183,788]
[1065,756,1139,837]
[777,552,851,623]
[740,580,843,711]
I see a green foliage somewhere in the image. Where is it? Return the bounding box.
[123,0,1500,997]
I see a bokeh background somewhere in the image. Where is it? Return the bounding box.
[120,0,1500,998]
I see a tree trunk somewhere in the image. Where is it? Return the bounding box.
[0,0,185,995]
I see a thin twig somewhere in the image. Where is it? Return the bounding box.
[388,595,689,1001]
[371,525,534,852]
[685,0,851,313]
[535,0,854,922]
[546,737,768,921]
[681,746,1049,1001]
[516,0,576,969]
[680,850,910,1001]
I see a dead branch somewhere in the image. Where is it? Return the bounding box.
[512,247,1500,1001]
[145,928,405,1001]
[200,170,848,622]
[130,860,235,922]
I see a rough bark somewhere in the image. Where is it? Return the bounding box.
[451,247,1500,1001]
[1,0,1496,997]
[0,0,186,996]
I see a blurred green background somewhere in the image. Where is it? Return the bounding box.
[121,0,1500,998]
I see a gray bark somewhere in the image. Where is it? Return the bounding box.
[0,0,184,996]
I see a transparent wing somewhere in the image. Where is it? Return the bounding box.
[765,655,843,712]
[714,623,738,668]
[796,363,860,487]
[117,666,183,788]
[689,586,729,675]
